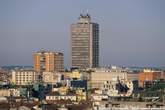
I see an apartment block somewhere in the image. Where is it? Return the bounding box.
[33,50,64,72]
[11,70,38,85]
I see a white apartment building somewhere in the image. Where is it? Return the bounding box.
[11,70,38,85]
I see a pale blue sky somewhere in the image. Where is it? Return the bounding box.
[0,0,165,67]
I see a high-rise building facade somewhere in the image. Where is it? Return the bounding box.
[71,14,99,69]
[33,50,64,72]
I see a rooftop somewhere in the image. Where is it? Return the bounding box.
[34,49,63,55]
[78,13,91,23]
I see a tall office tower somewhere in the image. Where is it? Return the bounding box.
[71,14,99,69]
[33,50,64,72]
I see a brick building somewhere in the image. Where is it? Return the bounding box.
[138,69,161,88]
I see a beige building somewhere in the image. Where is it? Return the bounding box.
[127,72,139,81]
[33,50,64,72]
[0,89,20,97]
[42,72,59,84]
[64,70,81,79]
[11,70,38,85]
[90,68,127,89]
[71,14,99,69]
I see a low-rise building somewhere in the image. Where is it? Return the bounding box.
[90,68,127,89]
[46,94,77,102]
[42,72,59,84]
[52,85,68,95]
[51,83,87,102]
[65,70,81,80]
[75,89,86,101]
[138,69,161,88]
[161,71,165,80]
[101,80,133,97]
[70,80,87,90]
[127,72,139,81]
[11,70,39,85]
[91,94,108,101]
[0,89,20,97]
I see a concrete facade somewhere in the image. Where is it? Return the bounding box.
[46,95,77,102]
[90,69,127,89]
[33,50,64,72]
[42,72,59,84]
[138,70,161,87]
[0,89,20,97]
[71,14,99,69]
[11,70,38,85]
[127,72,139,81]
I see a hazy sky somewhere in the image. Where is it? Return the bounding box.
[0,0,165,67]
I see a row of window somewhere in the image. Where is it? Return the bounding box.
[46,96,76,101]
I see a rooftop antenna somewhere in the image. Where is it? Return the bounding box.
[86,9,91,19]
[87,9,89,14]
[83,10,85,15]
[80,10,83,15]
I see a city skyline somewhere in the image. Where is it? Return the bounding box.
[0,0,165,67]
